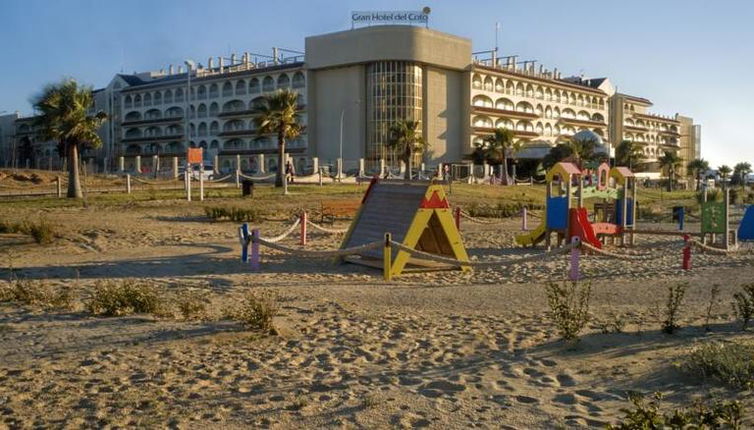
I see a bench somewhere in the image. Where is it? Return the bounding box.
[321,200,361,223]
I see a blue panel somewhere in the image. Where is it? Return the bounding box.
[547,196,568,230]
[616,199,634,226]
[739,206,754,241]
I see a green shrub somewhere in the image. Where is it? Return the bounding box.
[176,289,209,320]
[466,201,543,218]
[732,284,754,330]
[0,279,72,310]
[545,280,591,341]
[662,283,688,334]
[230,291,279,333]
[682,341,754,389]
[87,280,164,316]
[608,392,743,429]
[204,206,262,222]
[0,219,55,244]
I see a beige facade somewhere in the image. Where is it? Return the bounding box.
[0,24,700,178]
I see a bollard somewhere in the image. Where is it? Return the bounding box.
[199,164,205,201]
[239,223,250,262]
[454,207,461,230]
[126,174,131,194]
[682,234,691,270]
[186,170,191,201]
[569,236,581,281]
[56,176,61,198]
[250,229,260,271]
[300,211,307,246]
[383,233,392,281]
[522,207,528,231]
[235,169,240,188]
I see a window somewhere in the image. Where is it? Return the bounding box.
[209,83,219,98]
[262,76,274,92]
[223,100,245,113]
[472,95,493,108]
[249,78,260,93]
[277,74,290,88]
[197,103,207,118]
[165,106,183,118]
[209,102,219,116]
[235,80,246,95]
[222,82,233,97]
[292,72,305,88]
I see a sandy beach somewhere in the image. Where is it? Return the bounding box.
[1,192,753,429]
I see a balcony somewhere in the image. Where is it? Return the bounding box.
[122,134,184,143]
[473,126,539,138]
[624,125,648,132]
[218,129,257,137]
[121,116,184,126]
[472,105,538,120]
[559,117,607,128]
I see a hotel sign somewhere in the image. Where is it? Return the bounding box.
[351,10,430,26]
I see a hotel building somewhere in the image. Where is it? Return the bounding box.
[0,24,700,180]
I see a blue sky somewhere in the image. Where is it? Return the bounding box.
[1,0,752,167]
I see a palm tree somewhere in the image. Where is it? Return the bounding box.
[542,143,574,170]
[252,89,304,194]
[33,79,107,198]
[658,151,682,191]
[733,162,752,190]
[483,128,519,185]
[566,135,601,167]
[615,140,644,170]
[686,158,709,191]
[718,165,732,186]
[387,120,428,180]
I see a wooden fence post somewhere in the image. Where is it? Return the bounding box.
[126,174,131,194]
[300,211,307,246]
[383,233,392,281]
[56,176,62,198]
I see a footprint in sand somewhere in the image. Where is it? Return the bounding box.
[514,395,539,404]
[418,380,466,398]
[556,373,577,387]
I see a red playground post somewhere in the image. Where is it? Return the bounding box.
[454,207,461,230]
[682,234,691,270]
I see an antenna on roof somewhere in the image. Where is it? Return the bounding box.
[493,22,500,66]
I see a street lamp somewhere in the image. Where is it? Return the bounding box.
[338,99,360,179]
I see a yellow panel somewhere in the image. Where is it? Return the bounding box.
[515,222,546,246]
[434,209,471,271]
[391,209,433,276]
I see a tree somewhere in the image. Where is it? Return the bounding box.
[566,135,602,167]
[687,158,710,191]
[252,89,304,194]
[387,120,428,180]
[733,162,752,189]
[33,79,107,198]
[483,128,519,185]
[615,140,644,170]
[718,165,732,185]
[658,151,682,191]
[542,143,574,170]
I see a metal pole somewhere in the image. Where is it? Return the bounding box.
[383,233,392,281]
[56,176,61,198]
[199,162,204,201]
[300,211,307,246]
[185,168,191,201]
[339,107,344,180]
[126,174,131,194]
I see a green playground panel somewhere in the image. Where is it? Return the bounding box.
[701,201,726,234]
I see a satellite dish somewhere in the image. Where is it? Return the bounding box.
[422,6,431,14]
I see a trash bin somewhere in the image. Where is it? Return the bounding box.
[672,206,684,222]
[242,179,254,197]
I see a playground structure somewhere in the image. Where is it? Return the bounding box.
[339,180,471,278]
[515,162,637,249]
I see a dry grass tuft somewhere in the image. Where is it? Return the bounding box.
[228,290,279,333]
[86,280,166,317]
[682,341,754,389]
[0,279,73,310]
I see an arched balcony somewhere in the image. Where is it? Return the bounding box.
[472,95,493,108]
[277,74,290,89]
[236,80,246,95]
[209,84,219,98]
[222,82,233,97]
[249,78,260,93]
[292,72,305,89]
[262,76,274,92]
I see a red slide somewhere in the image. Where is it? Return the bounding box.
[568,208,602,249]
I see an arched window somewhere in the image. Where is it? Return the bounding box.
[535,104,543,116]
[472,74,482,89]
[223,119,246,132]
[197,103,207,118]
[277,74,290,88]
[483,76,493,91]
[292,72,305,88]
[197,85,207,100]
[505,81,514,95]
[495,78,504,93]
[124,95,133,109]
[472,95,493,107]
[495,118,514,130]
[515,101,533,113]
[145,109,161,120]
[535,87,543,99]
[224,138,245,150]
[165,106,183,118]
[166,125,183,136]
[175,88,184,102]
[545,106,552,119]
[190,105,196,118]
[209,121,219,135]
[262,76,274,91]
[249,78,260,93]
[554,107,561,119]
[154,92,162,105]
[535,122,544,135]
[144,93,152,106]
[125,128,142,138]
[210,140,219,150]
[562,108,576,119]
[125,111,141,121]
[190,123,196,137]
[495,98,514,111]
[164,90,173,104]
[209,83,219,98]
[577,110,590,120]
[222,100,245,113]
[592,113,605,122]
[209,102,219,116]
[198,122,207,136]
[235,80,246,95]
[516,121,533,132]
[134,94,142,107]
[545,89,553,101]
[144,126,161,137]
[472,115,492,128]
[250,96,265,110]
[222,82,233,97]
[545,123,553,136]
[525,84,534,98]
[515,83,524,96]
